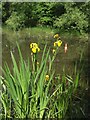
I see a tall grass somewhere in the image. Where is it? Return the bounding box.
[1,42,81,119]
[2,27,54,45]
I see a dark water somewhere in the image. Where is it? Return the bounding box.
[2,33,89,118]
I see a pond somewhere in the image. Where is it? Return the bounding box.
[2,29,89,119]
[2,31,88,76]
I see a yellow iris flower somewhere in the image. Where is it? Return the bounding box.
[32,47,36,53]
[54,40,62,47]
[45,75,49,81]
[54,34,59,39]
[30,43,38,49]
[37,47,40,52]
[30,43,40,53]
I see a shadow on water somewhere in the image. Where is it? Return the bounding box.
[2,32,89,119]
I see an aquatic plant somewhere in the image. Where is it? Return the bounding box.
[1,38,80,119]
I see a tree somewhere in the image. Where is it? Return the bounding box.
[2,2,89,33]
[53,2,88,34]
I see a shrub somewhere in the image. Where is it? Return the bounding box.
[5,12,25,31]
[53,7,88,34]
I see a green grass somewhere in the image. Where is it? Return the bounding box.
[2,26,54,45]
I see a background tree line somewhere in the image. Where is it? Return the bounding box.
[2,2,90,34]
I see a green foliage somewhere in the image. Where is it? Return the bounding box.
[1,43,55,118]
[2,2,89,33]
[5,12,25,30]
[36,3,55,26]
[38,16,52,26]
[1,42,81,118]
[2,2,11,23]
[53,7,88,34]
